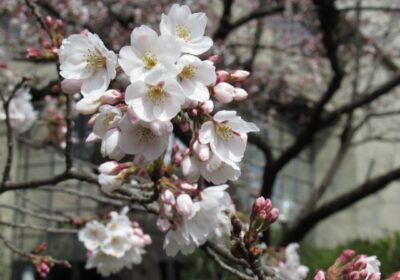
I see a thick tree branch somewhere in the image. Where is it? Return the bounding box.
[280,166,400,245]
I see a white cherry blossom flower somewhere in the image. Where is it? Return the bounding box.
[176,55,216,102]
[119,116,172,161]
[278,243,309,280]
[101,234,132,258]
[78,221,108,251]
[201,154,241,185]
[119,25,181,83]
[93,105,122,137]
[98,173,124,193]
[163,185,231,256]
[125,67,185,122]
[160,4,213,55]
[101,128,125,160]
[59,32,117,99]
[199,110,259,164]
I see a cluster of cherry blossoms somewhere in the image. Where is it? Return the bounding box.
[314,249,381,280]
[57,3,268,276]
[78,207,151,277]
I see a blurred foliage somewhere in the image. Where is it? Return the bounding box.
[300,232,400,278]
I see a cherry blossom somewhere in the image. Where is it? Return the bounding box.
[160,4,213,55]
[199,110,259,165]
[59,32,117,99]
[118,25,181,83]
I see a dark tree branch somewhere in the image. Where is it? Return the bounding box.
[213,2,284,40]
[280,166,400,245]
[260,0,344,199]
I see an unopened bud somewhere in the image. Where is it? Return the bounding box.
[208,55,220,64]
[45,16,53,30]
[213,82,234,103]
[233,88,248,101]
[216,70,229,83]
[314,271,325,280]
[26,48,42,59]
[349,271,360,280]
[161,189,176,205]
[200,100,214,114]
[230,70,250,81]
[98,161,119,175]
[267,208,279,223]
[337,249,356,264]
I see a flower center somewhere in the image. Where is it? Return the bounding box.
[175,25,191,40]
[103,112,117,127]
[136,127,156,142]
[179,64,196,80]
[143,53,157,70]
[85,49,106,72]
[90,229,98,237]
[147,85,165,105]
[216,124,234,141]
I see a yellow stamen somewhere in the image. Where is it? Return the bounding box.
[85,49,106,72]
[216,125,234,141]
[102,112,117,126]
[175,25,191,40]
[143,53,157,69]
[179,64,196,80]
[136,127,156,142]
[147,85,165,105]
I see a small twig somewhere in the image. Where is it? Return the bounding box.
[0,219,77,234]
[0,204,71,223]
[205,247,254,280]
[24,0,53,40]
[1,78,28,188]
[0,232,71,268]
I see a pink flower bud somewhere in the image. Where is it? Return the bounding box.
[156,217,171,232]
[192,141,210,161]
[314,271,325,280]
[216,70,229,83]
[45,16,53,30]
[161,189,176,205]
[349,271,360,280]
[230,70,250,81]
[267,208,279,223]
[213,82,234,103]
[75,98,101,114]
[98,161,119,175]
[100,89,123,104]
[55,19,64,33]
[26,48,42,59]
[200,100,214,114]
[253,197,266,212]
[190,108,198,116]
[208,55,220,64]
[337,249,356,264]
[233,88,248,101]
[259,210,267,219]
